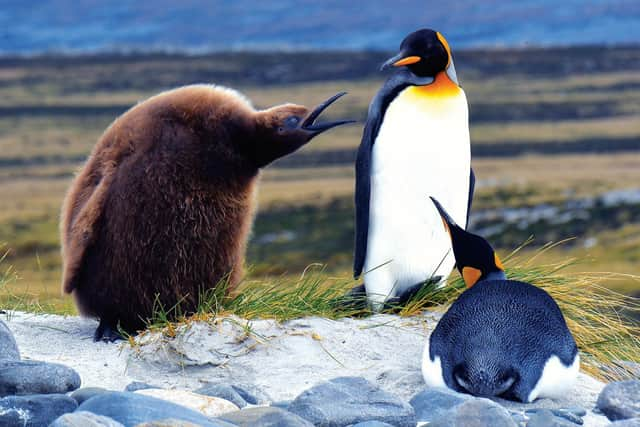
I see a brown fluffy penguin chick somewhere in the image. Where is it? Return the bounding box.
[60,85,352,341]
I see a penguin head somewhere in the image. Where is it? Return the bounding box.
[252,92,354,167]
[429,197,505,287]
[381,29,453,78]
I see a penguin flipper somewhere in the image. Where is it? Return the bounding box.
[466,168,476,229]
[61,161,115,294]
[354,70,427,278]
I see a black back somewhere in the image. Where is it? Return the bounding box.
[429,279,578,401]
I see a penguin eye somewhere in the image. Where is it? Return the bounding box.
[284,116,301,129]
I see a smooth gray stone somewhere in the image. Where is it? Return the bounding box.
[134,420,215,427]
[0,393,77,427]
[77,392,235,427]
[125,382,158,392]
[525,407,584,424]
[0,360,81,397]
[195,384,267,408]
[270,401,292,410]
[287,376,416,427]
[429,398,517,427]
[526,409,576,427]
[70,387,111,405]
[409,387,473,422]
[609,418,640,426]
[0,319,20,361]
[597,380,640,421]
[50,410,125,427]
[219,406,313,426]
[349,422,395,427]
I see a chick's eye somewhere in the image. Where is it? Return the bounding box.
[285,116,301,128]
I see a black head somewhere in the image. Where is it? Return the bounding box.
[429,197,505,287]
[252,92,354,168]
[381,29,452,78]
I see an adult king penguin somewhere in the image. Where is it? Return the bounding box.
[422,197,579,402]
[354,29,474,309]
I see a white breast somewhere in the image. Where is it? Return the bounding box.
[364,85,470,308]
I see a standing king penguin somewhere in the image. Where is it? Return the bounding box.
[354,29,475,309]
[422,197,579,402]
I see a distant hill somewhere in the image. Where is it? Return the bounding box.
[1,0,639,54]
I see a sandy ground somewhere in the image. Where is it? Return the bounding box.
[5,311,610,426]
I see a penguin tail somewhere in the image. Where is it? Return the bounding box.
[453,364,517,398]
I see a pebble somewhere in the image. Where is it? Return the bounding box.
[0,360,81,397]
[126,382,158,392]
[349,422,395,427]
[608,419,640,426]
[195,383,268,408]
[428,398,518,427]
[219,406,314,426]
[134,420,210,427]
[135,389,239,417]
[409,387,473,422]
[0,320,20,361]
[0,393,78,427]
[77,391,235,427]
[287,376,416,427]
[526,409,576,427]
[525,407,584,425]
[597,380,640,421]
[50,410,125,427]
[70,387,111,405]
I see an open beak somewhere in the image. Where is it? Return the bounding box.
[301,92,355,136]
[381,52,421,71]
[429,197,459,235]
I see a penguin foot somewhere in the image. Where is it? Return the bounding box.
[93,319,123,342]
[384,276,443,312]
[331,283,369,314]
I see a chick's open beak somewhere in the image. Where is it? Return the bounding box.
[301,92,355,135]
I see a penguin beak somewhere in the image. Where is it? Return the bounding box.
[429,196,459,236]
[381,52,421,71]
[301,92,355,136]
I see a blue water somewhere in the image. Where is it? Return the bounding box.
[0,0,638,54]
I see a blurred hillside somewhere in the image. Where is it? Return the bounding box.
[0,46,639,312]
[1,0,639,54]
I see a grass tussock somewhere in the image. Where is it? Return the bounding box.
[145,243,639,382]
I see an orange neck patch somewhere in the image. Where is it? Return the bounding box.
[462,266,482,288]
[405,71,460,100]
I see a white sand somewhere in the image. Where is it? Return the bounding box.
[5,311,610,426]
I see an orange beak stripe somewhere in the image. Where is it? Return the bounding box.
[393,56,421,67]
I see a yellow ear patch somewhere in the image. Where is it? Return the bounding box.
[393,56,421,67]
[462,266,482,288]
[436,32,452,67]
[494,253,505,270]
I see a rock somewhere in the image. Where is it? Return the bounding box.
[597,380,640,421]
[608,419,640,426]
[526,409,576,427]
[50,411,125,426]
[219,406,314,426]
[428,398,517,427]
[0,319,19,361]
[195,383,268,408]
[78,392,234,427]
[135,389,238,417]
[270,400,292,410]
[525,407,584,425]
[409,387,473,422]
[0,360,81,397]
[134,420,208,427]
[349,422,395,427]
[126,382,158,392]
[0,393,78,427]
[287,376,416,427]
[71,387,111,404]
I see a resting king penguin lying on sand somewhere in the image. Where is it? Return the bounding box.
[422,197,580,403]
